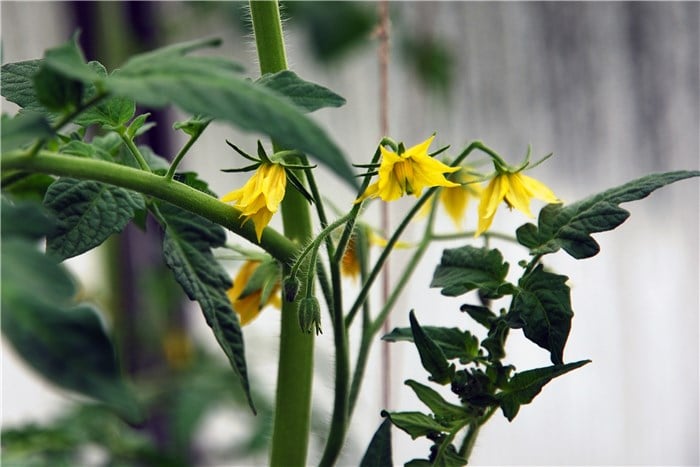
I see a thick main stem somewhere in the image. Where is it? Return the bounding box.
[249,3,315,466]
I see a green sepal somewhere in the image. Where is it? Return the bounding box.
[172,114,211,137]
[156,201,255,414]
[359,417,393,467]
[256,70,346,113]
[42,178,145,261]
[430,246,515,299]
[1,112,53,151]
[497,360,590,421]
[507,265,573,365]
[409,311,455,385]
[516,170,700,259]
[239,257,280,304]
[285,168,315,204]
[383,326,480,364]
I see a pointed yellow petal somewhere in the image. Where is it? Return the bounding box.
[404,135,435,158]
[519,173,560,204]
[440,186,469,228]
[354,181,380,203]
[504,173,534,217]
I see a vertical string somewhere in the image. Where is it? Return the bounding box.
[377,0,391,411]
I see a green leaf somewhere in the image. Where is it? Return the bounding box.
[173,114,212,137]
[383,326,479,363]
[508,265,573,365]
[1,112,53,151]
[517,170,700,259]
[1,197,56,240]
[404,380,471,423]
[0,59,46,112]
[359,418,393,467]
[156,202,255,414]
[497,360,590,421]
[382,410,447,439]
[33,62,83,112]
[60,140,113,161]
[256,70,346,113]
[39,36,355,188]
[430,246,514,298]
[73,95,135,129]
[409,311,455,385]
[459,304,497,329]
[43,178,145,261]
[126,113,156,139]
[1,236,141,423]
[1,173,55,203]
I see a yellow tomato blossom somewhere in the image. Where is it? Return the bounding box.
[475,171,559,237]
[227,260,281,326]
[221,163,287,242]
[356,136,460,203]
[438,168,483,229]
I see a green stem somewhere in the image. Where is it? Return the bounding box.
[165,120,210,181]
[430,231,518,243]
[249,3,315,466]
[1,152,298,263]
[118,129,151,172]
[459,406,497,460]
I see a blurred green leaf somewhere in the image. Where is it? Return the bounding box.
[409,311,455,385]
[157,202,255,414]
[256,70,346,113]
[1,206,141,422]
[508,265,572,364]
[383,326,479,363]
[1,197,56,239]
[1,112,53,151]
[497,360,590,421]
[43,178,145,261]
[33,63,83,113]
[430,246,514,299]
[517,170,700,259]
[1,173,55,203]
[359,418,393,467]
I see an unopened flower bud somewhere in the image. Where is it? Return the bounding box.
[283,275,301,302]
[298,296,322,335]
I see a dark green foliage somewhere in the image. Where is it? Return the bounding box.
[508,265,573,364]
[156,202,255,414]
[517,170,700,259]
[497,360,590,421]
[1,59,47,112]
[1,112,52,151]
[409,311,455,384]
[359,417,393,467]
[33,63,83,113]
[43,178,145,261]
[430,246,514,298]
[383,326,479,364]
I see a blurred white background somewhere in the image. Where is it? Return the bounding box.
[2,2,698,465]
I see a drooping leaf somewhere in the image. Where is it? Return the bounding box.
[1,216,141,423]
[359,417,393,467]
[43,178,145,261]
[497,360,590,421]
[517,171,700,259]
[508,265,573,365]
[430,246,514,298]
[156,201,255,414]
[409,311,455,385]
[404,380,471,423]
[382,410,447,440]
[383,326,479,363]
[1,112,53,151]
[256,70,346,112]
[459,304,497,329]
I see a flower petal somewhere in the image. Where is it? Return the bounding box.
[504,173,534,217]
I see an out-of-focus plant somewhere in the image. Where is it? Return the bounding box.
[1,2,697,466]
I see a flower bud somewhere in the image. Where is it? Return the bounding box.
[282,275,301,302]
[298,296,322,335]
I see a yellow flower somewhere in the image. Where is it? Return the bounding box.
[221,163,287,242]
[476,171,559,237]
[227,260,281,326]
[356,136,460,203]
[437,168,483,228]
[341,236,361,279]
